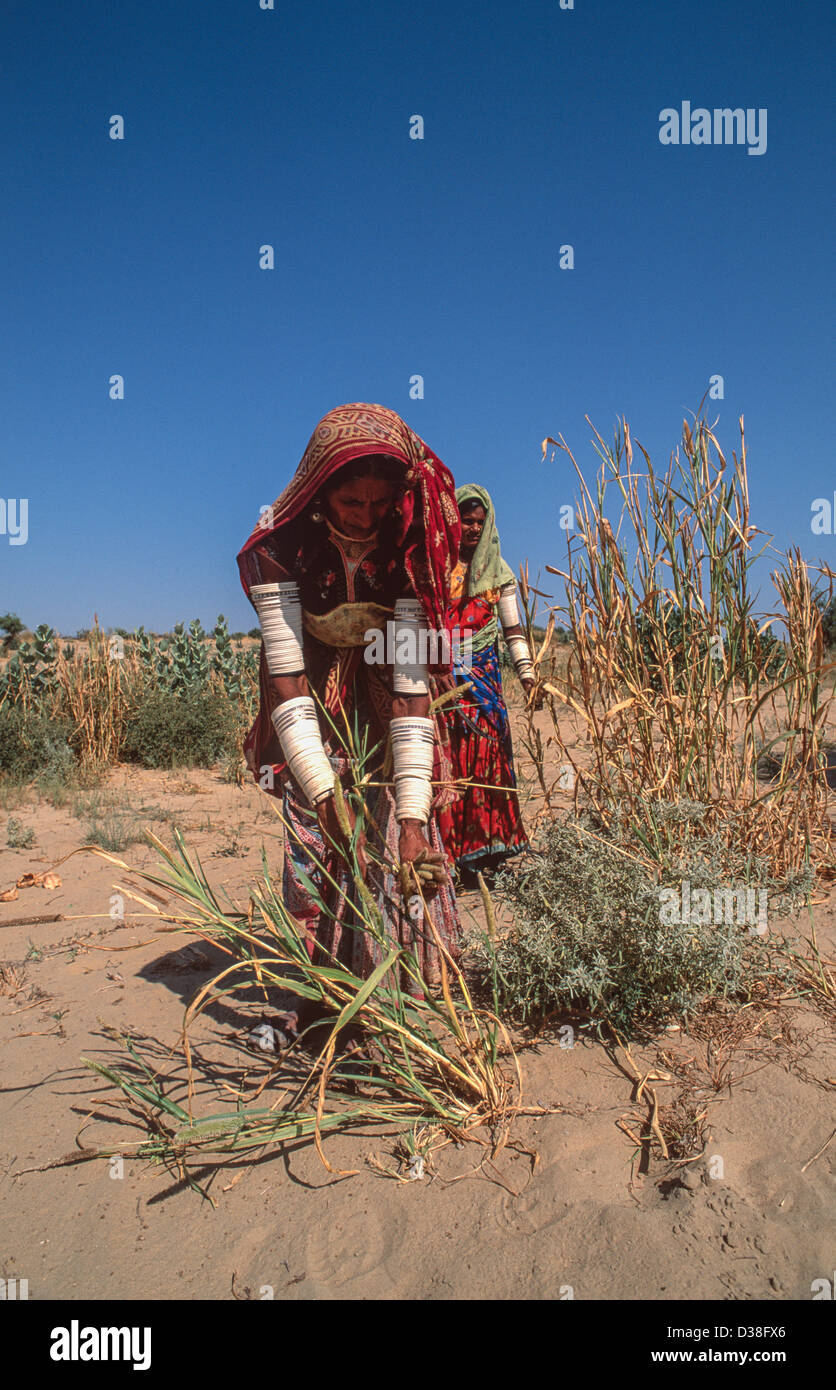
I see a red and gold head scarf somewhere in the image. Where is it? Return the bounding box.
[237,403,460,629]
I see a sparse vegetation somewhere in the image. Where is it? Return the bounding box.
[72,790,173,852]
[0,705,75,784]
[528,416,834,881]
[6,816,36,849]
[493,414,835,1041]
[0,615,259,782]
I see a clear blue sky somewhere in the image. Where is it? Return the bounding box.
[2,0,833,635]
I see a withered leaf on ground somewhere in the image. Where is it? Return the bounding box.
[15,872,62,890]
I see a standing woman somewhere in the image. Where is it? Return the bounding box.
[236,403,462,1015]
[438,484,534,883]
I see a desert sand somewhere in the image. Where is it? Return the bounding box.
[1,709,835,1302]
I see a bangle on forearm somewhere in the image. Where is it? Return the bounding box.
[390,716,434,824]
[506,634,535,681]
[271,697,333,806]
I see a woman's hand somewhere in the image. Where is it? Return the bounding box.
[431,670,458,698]
[317,794,368,879]
[521,675,543,710]
[398,820,449,900]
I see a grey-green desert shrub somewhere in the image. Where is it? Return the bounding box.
[470,818,800,1037]
[6,817,36,849]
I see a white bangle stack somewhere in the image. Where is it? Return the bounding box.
[390,716,435,823]
[249,581,305,674]
[506,634,535,681]
[392,597,430,694]
[497,584,520,629]
[271,697,334,806]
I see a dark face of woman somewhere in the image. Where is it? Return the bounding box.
[459,503,486,557]
[324,474,397,540]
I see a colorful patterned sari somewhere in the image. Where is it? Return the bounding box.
[438,568,528,874]
[236,404,462,992]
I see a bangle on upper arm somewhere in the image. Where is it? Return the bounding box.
[497,584,520,630]
[392,597,430,695]
[249,581,305,674]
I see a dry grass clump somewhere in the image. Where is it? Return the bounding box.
[522,415,834,883]
[55,624,139,765]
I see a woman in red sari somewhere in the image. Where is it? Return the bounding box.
[438,485,534,884]
[237,404,462,1028]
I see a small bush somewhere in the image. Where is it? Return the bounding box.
[79,810,136,851]
[121,687,240,769]
[74,791,173,851]
[0,706,75,784]
[82,813,146,852]
[0,613,25,652]
[220,746,247,785]
[35,774,78,809]
[471,818,797,1038]
[6,817,35,849]
[0,625,60,706]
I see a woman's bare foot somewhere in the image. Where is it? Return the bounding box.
[272,1011,301,1045]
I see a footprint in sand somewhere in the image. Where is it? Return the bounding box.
[495,1176,567,1236]
[305,1205,404,1289]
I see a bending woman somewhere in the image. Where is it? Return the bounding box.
[236,403,462,1016]
[438,484,533,882]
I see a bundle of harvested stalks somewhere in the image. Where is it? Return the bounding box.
[398,855,448,897]
[64,826,522,1197]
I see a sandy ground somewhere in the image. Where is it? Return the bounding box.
[1,714,835,1303]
